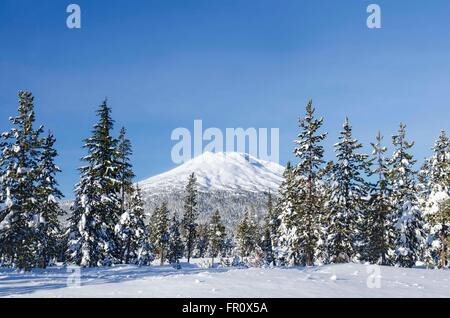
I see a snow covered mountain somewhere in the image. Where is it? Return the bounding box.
[138,152,285,229]
[139,152,284,194]
[61,152,285,230]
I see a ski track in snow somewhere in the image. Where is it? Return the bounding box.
[0,263,449,298]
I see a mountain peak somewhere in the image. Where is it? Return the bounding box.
[139,152,284,194]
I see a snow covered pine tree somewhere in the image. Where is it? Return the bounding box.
[114,127,153,265]
[66,100,123,267]
[168,213,184,268]
[260,192,277,266]
[116,186,154,265]
[34,132,65,268]
[389,123,425,268]
[150,202,170,265]
[420,130,450,268]
[365,131,395,265]
[0,91,63,271]
[236,209,259,258]
[207,210,226,267]
[182,173,199,263]
[326,118,369,263]
[277,101,327,266]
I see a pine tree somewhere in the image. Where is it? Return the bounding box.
[261,192,277,266]
[364,132,395,265]
[116,127,135,216]
[34,132,65,268]
[0,91,44,271]
[168,214,184,268]
[420,130,450,268]
[277,101,327,266]
[275,162,301,265]
[389,123,425,267]
[236,210,259,258]
[150,202,170,265]
[208,210,226,267]
[66,100,122,267]
[115,186,153,265]
[194,224,209,258]
[182,173,199,263]
[326,118,369,263]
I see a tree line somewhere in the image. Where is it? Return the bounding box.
[0,92,448,270]
[0,92,232,270]
[263,101,449,269]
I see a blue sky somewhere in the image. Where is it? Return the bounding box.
[1,0,449,198]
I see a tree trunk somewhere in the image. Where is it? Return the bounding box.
[440,223,447,268]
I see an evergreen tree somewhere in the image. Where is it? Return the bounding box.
[182,173,199,263]
[116,127,135,215]
[115,186,153,265]
[168,214,184,268]
[66,100,122,267]
[0,91,44,270]
[275,162,301,265]
[364,132,395,265]
[389,123,425,267]
[236,210,259,257]
[277,101,327,266]
[222,236,234,258]
[34,132,65,268]
[420,130,450,268]
[326,118,369,263]
[194,224,209,258]
[261,192,277,266]
[151,202,170,265]
[208,210,226,266]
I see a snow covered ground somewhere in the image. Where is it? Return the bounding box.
[1,261,449,298]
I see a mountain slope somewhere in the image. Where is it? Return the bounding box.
[139,152,284,194]
[138,152,285,229]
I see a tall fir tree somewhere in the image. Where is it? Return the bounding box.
[420,130,450,268]
[150,202,170,265]
[364,132,395,265]
[34,132,65,268]
[388,123,425,267]
[326,118,369,263]
[277,101,327,266]
[182,173,199,263]
[66,100,122,267]
[168,213,184,268]
[0,91,44,270]
[208,210,226,267]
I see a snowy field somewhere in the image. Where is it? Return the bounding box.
[1,261,449,298]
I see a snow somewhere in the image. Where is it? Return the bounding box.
[1,262,449,298]
[138,152,284,194]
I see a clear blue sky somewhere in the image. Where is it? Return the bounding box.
[1,0,449,198]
